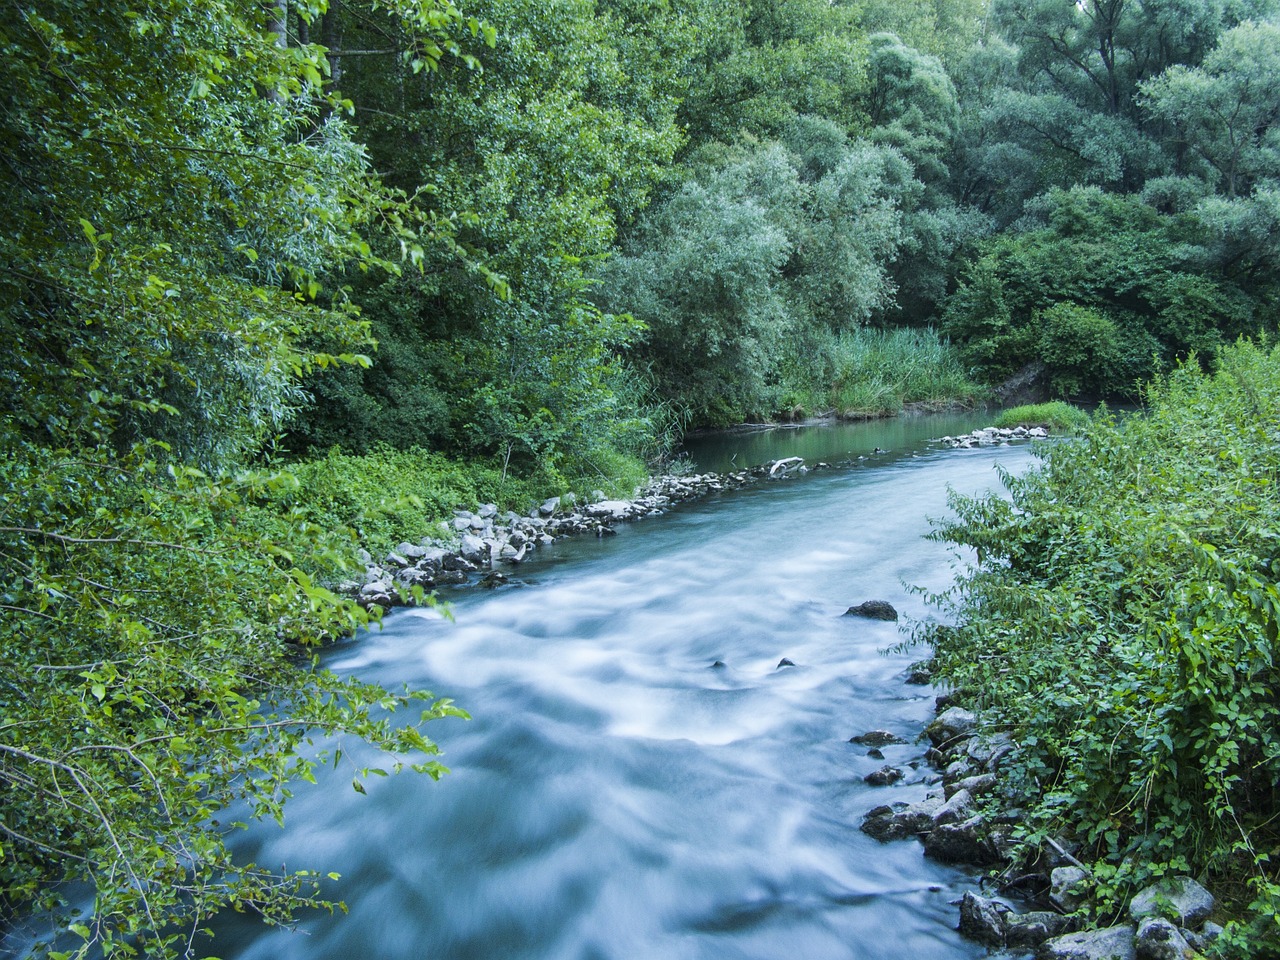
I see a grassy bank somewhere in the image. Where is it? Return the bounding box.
[920,339,1280,953]
[784,327,987,420]
[265,446,650,562]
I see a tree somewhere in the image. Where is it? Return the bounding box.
[1141,20,1280,198]
[0,0,483,953]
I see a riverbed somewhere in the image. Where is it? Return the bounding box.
[210,415,1038,960]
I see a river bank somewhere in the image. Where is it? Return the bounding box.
[341,424,1053,610]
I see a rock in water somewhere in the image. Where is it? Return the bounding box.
[850,730,907,747]
[844,600,899,620]
[776,658,796,669]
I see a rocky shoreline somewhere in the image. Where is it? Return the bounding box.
[340,421,1060,610]
[855,686,1224,958]
[339,456,825,608]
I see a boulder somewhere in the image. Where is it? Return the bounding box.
[1038,924,1136,960]
[932,788,975,826]
[1005,912,1076,949]
[864,766,904,786]
[861,797,944,841]
[844,600,899,621]
[458,533,488,562]
[587,500,634,519]
[850,730,907,747]
[1134,918,1191,960]
[1050,866,1090,913]
[923,814,1000,864]
[397,542,428,560]
[539,496,561,516]
[926,707,977,747]
[1128,877,1215,927]
[958,891,1008,947]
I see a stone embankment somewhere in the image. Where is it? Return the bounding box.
[857,696,1224,958]
[341,457,821,607]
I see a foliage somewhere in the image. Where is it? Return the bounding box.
[596,138,913,426]
[991,401,1090,431]
[0,432,467,960]
[783,327,985,418]
[275,444,648,560]
[922,340,1280,954]
[941,186,1264,395]
[286,0,687,471]
[0,0,487,954]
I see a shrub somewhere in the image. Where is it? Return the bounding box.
[992,401,1090,431]
[922,339,1280,954]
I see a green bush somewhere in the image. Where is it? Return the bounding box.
[991,401,1090,431]
[922,339,1280,954]
[790,327,986,416]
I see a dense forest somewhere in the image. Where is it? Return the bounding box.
[2,0,1280,955]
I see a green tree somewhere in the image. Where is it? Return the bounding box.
[1141,20,1280,198]
[0,0,483,953]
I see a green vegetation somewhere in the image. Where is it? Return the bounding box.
[275,446,648,559]
[923,340,1280,953]
[5,0,1280,953]
[796,328,985,419]
[991,401,1090,431]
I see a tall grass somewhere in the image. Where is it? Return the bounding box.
[786,327,986,417]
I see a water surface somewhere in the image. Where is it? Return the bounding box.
[214,418,1037,960]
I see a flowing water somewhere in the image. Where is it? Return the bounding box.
[212,415,1037,960]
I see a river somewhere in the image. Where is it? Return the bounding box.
[211,414,1037,960]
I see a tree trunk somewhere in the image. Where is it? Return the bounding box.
[323,0,343,90]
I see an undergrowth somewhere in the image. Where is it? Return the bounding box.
[920,339,1280,955]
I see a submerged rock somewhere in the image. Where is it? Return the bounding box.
[844,600,899,621]
[864,766,904,786]
[850,730,907,747]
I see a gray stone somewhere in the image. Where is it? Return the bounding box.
[1134,918,1191,960]
[926,707,977,747]
[1005,911,1075,949]
[442,554,478,573]
[864,766,904,786]
[539,496,561,516]
[459,534,488,562]
[1039,924,1137,960]
[849,730,907,747]
[452,516,473,531]
[586,499,634,519]
[384,551,409,568]
[933,788,975,826]
[954,773,997,797]
[844,600,899,621]
[1128,877,1215,927]
[958,892,1008,947]
[478,502,498,519]
[397,542,427,560]
[923,814,1000,864]
[355,547,372,565]
[861,797,944,841]
[966,732,1015,769]
[1185,921,1221,952]
[1051,866,1090,913]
